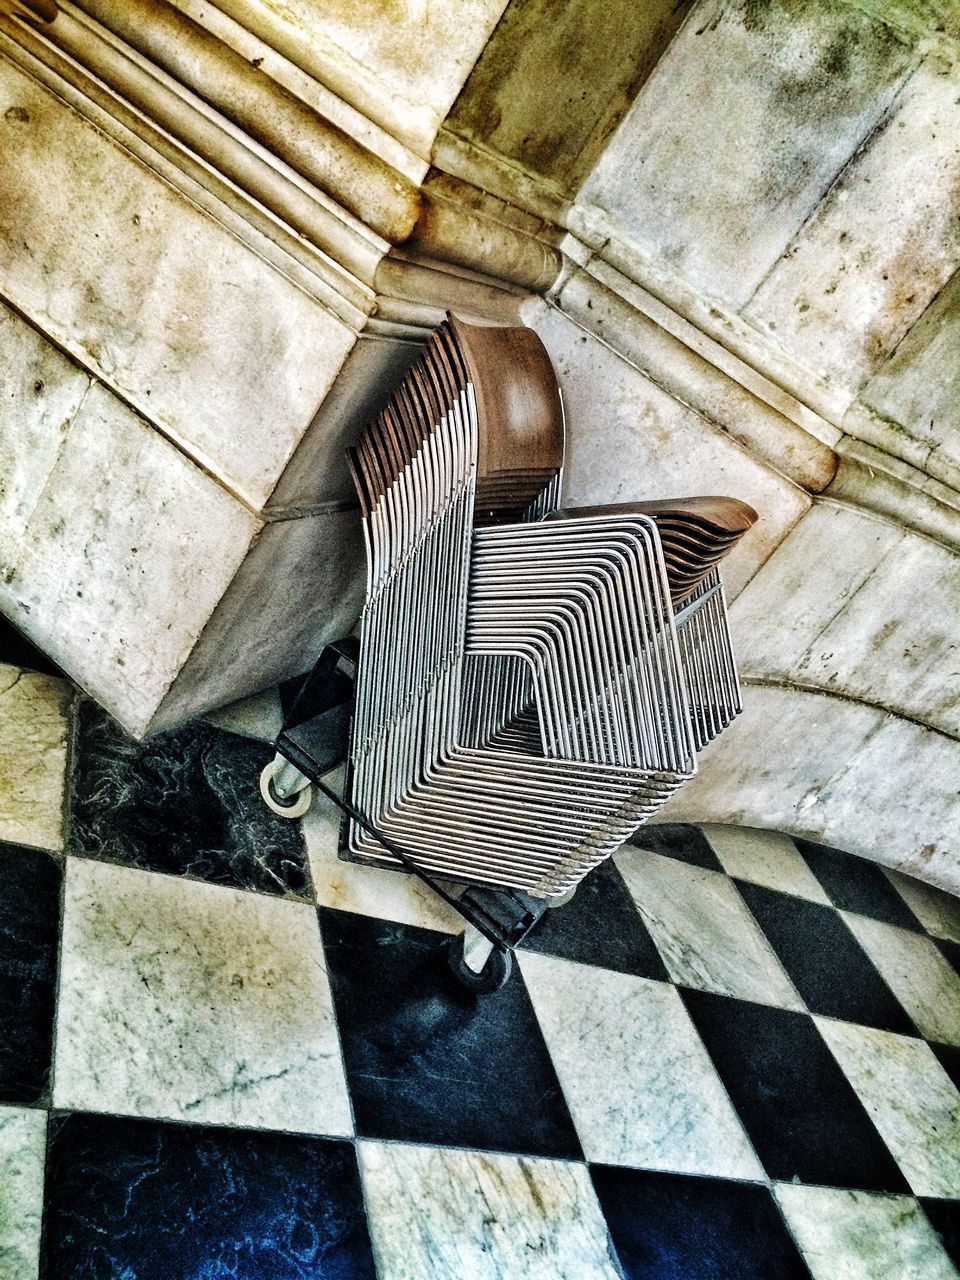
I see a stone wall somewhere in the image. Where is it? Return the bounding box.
[1,0,957,886]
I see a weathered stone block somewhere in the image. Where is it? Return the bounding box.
[746,59,960,396]
[579,0,912,309]
[0,52,357,509]
[1,382,259,737]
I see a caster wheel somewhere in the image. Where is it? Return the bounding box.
[446,934,513,995]
[545,886,576,910]
[259,761,313,819]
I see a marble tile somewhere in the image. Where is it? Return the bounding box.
[702,824,831,903]
[736,883,914,1034]
[205,686,283,743]
[795,838,923,931]
[682,991,909,1192]
[615,848,804,1010]
[816,1018,960,1199]
[518,950,761,1178]
[318,909,580,1158]
[775,1184,960,1280]
[69,701,309,898]
[0,1107,45,1280]
[54,858,352,1137]
[43,1113,375,1280]
[0,663,71,853]
[923,1200,960,1274]
[592,1165,809,1280]
[627,823,723,871]
[520,859,668,980]
[842,912,960,1046]
[0,843,61,1105]
[932,1043,960,1094]
[885,870,960,944]
[304,785,464,934]
[359,1141,621,1280]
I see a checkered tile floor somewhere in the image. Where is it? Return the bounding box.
[2,618,959,1279]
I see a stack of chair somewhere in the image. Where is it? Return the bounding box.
[345,316,756,898]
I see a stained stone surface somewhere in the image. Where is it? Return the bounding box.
[746,60,960,394]
[0,1107,45,1280]
[660,682,960,897]
[0,300,88,551]
[519,950,762,1178]
[816,1018,960,1199]
[359,1142,621,1280]
[1,382,259,739]
[841,912,960,1045]
[775,1184,960,1280]
[0,844,61,1105]
[730,502,960,743]
[0,54,356,510]
[855,267,960,491]
[54,858,352,1136]
[43,1113,375,1280]
[615,848,804,1009]
[579,0,913,308]
[0,662,71,852]
[702,824,831,903]
[69,700,309,897]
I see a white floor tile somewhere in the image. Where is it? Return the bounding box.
[358,1141,622,1280]
[0,1107,45,1280]
[884,870,960,944]
[842,912,960,1045]
[816,1018,960,1198]
[0,663,70,852]
[701,824,831,904]
[54,858,352,1136]
[775,1184,960,1280]
[519,950,763,1178]
[303,782,464,934]
[615,848,804,1010]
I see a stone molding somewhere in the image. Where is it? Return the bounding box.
[5,0,958,558]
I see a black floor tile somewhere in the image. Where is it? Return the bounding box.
[921,1199,960,1272]
[520,860,668,979]
[793,838,922,930]
[42,1112,375,1280]
[0,843,60,1105]
[736,881,916,1034]
[68,701,310,897]
[591,1165,810,1280]
[0,613,62,676]
[319,908,582,1159]
[936,937,960,975]
[681,989,910,1193]
[930,1042,960,1093]
[628,823,723,871]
